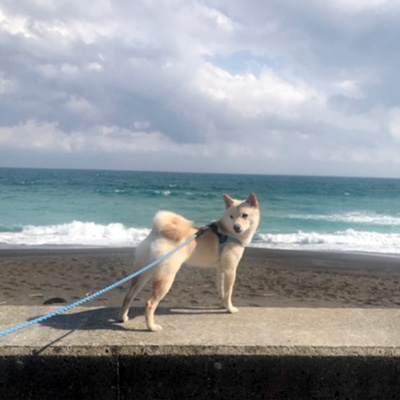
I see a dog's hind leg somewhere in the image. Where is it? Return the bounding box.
[118,274,151,323]
[217,267,224,303]
[145,273,177,332]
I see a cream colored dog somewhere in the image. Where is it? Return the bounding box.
[119,193,260,331]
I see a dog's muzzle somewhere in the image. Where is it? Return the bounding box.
[233,225,242,233]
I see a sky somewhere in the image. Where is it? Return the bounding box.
[1,0,400,177]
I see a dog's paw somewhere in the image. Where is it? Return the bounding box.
[227,306,239,314]
[149,324,163,332]
[118,314,129,323]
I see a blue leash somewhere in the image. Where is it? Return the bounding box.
[0,231,203,338]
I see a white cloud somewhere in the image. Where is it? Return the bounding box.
[60,63,79,75]
[35,64,58,79]
[0,120,76,151]
[63,96,99,120]
[97,125,173,153]
[195,63,320,118]
[1,1,400,176]
[330,0,393,13]
[0,73,15,93]
[201,5,235,32]
[0,8,32,37]
[86,62,102,72]
[387,108,400,141]
[0,120,186,155]
[334,80,364,99]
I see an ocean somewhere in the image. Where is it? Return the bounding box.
[0,168,399,255]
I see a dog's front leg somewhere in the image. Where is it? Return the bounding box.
[221,265,239,313]
[220,245,243,313]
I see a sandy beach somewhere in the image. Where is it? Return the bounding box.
[0,247,399,309]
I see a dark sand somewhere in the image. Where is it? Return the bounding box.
[0,247,399,309]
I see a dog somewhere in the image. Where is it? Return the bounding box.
[118,192,260,331]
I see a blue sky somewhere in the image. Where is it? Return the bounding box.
[1,0,400,177]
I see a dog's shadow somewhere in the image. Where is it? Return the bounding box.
[37,306,225,333]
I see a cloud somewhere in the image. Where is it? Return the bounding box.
[0,0,400,177]
[329,0,393,13]
[0,120,81,152]
[0,73,15,93]
[195,62,320,119]
[387,108,400,142]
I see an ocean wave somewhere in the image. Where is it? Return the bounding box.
[1,221,399,255]
[0,221,150,248]
[256,230,400,254]
[288,212,400,226]
[151,190,173,197]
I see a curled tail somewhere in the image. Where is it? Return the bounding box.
[152,211,195,242]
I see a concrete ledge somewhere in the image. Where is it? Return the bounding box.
[1,306,400,399]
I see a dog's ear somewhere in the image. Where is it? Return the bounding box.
[223,194,234,208]
[246,192,259,208]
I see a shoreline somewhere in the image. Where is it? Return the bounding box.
[1,246,399,272]
[1,246,400,309]
[1,244,399,259]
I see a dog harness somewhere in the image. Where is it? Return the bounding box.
[208,222,242,252]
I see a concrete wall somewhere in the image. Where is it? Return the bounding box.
[2,354,400,399]
[2,306,400,399]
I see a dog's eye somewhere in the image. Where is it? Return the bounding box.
[230,215,234,219]
[242,213,248,219]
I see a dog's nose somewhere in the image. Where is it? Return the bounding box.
[234,225,242,233]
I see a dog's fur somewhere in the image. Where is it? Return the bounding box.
[118,193,260,331]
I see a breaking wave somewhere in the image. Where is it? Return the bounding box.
[288,212,400,226]
[0,221,150,248]
[257,230,400,254]
[1,220,399,255]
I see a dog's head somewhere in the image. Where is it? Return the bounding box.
[221,192,260,243]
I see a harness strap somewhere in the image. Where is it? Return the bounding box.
[208,222,241,252]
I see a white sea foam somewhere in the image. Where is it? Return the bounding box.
[153,190,172,196]
[1,221,399,255]
[257,230,400,254]
[288,212,400,226]
[0,221,150,248]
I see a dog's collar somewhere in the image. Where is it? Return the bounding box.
[208,222,242,248]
